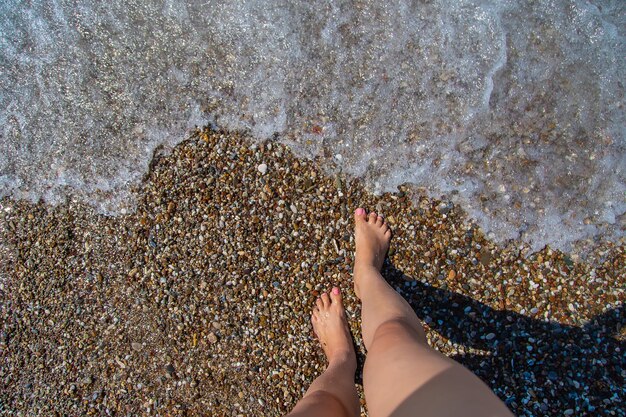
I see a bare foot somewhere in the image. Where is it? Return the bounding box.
[354,208,392,271]
[311,287,356,368]
[353,208,392,298]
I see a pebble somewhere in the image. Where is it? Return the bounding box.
[0,129,623,417]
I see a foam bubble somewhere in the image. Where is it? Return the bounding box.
[1,0,624,254]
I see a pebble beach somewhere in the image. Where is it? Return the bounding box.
[1,129,624,416]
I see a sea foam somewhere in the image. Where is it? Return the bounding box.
[1,0,624,254]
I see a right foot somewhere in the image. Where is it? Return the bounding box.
[353,208,392,297]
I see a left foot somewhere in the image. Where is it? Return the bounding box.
[311,288,356,367]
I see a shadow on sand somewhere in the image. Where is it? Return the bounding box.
[374,263,624,416]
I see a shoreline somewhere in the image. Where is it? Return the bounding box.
[1,129,624,415]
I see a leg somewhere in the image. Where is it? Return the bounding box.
[353,208,513,417]
[352,210,425,349]
[286,288,360,417]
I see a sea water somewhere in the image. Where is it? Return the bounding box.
[1,0,624,254]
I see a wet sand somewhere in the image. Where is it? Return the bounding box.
[1,129,624,416]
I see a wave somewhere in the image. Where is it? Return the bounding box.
[1,0,624,254]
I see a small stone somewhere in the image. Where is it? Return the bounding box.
[290,204,298,213]
[208,332,218,344]
[115,358,127,369]
[564,409,574,415]
[257,164,268,174]
[437,202,451,214]
[165,364,175,375]
[479,250,492,266]
[447,270,456,280]
[131,342,142,351]
[485,333,495,340]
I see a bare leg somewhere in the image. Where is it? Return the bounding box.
[286,288,360,417]
[353,208,513,417]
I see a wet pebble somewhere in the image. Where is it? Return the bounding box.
[0,128,623,417]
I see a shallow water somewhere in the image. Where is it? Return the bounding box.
[1,0,624,253]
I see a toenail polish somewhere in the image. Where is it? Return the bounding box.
[332,287,340,295]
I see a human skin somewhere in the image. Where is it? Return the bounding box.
[286,209,514,417]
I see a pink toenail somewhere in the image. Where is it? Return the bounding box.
[355,208,365,215]
[332,287,340,295]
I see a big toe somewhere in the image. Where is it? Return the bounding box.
[330,287,343,308]
[354,207,367,222]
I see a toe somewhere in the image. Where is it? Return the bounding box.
[368,212,378,224]
[384,229,392,238]
[330,286,343,306]
[354,207,367,222]
[376,215,384,226]
[321,292,330,308]
[316,298,324,309]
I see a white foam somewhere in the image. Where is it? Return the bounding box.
[0,0,624,255]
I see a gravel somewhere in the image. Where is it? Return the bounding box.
[0,128,624,416]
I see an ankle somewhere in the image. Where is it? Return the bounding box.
[353,261,381,275]
[327,349,356,370]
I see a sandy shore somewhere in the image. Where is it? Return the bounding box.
[1,129,624,416]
